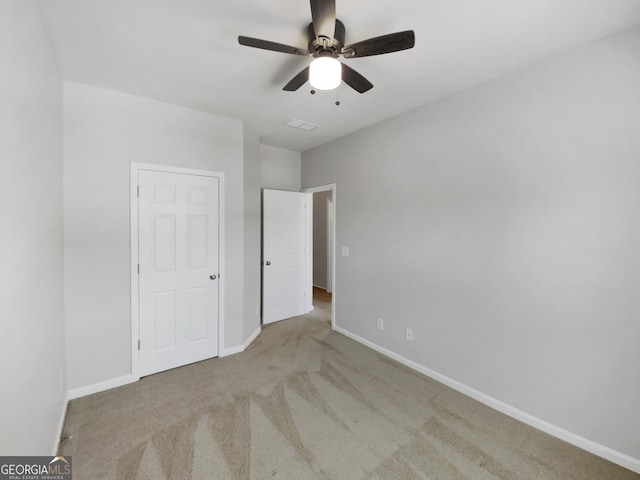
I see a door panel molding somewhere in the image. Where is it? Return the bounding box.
[130,162,225,381]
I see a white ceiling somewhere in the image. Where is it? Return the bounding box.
[38,0,640,152]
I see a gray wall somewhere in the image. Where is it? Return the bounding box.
[302,26,640,461]
[63,81,254,390]
[260,144,301,191]
[313,191,332,289]
[0,0,66,454]
[243,126,262,339]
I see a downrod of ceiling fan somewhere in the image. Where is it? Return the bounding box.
[307,19,345,57]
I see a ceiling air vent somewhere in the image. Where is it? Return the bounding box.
[286,119,319,131]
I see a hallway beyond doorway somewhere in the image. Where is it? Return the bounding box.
[312,287,332,326]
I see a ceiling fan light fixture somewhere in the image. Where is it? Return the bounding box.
[309,57,342,90]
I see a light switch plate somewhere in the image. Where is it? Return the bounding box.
[341,246,349,257]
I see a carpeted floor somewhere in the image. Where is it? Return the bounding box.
[59,288,639,479]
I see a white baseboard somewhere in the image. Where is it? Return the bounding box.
[67,374,136,401]
[334,326,640,475]
[220,326,261,357]
[66,329,264,400]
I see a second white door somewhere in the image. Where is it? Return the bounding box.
[138,169,220,377]
[262,189,312,324]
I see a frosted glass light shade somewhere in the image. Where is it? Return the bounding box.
[309,57,342,90]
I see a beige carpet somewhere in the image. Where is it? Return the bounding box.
[59,289,639,479]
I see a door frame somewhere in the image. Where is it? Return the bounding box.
[130,162,225,381]
[326,196,333,293]
[302,183,337,330]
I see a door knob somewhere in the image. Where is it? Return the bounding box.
[209,274,217,280]
[265,261,271,266]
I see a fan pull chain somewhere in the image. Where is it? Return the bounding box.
[335,88,341,106]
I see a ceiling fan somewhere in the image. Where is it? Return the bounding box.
[238,0,415,93]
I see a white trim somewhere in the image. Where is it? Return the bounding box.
[305,192,314,313]
[130,164,140,381]
[220,326,261,357]
[334,326,640,475]
[326,196,333,293]
[217,174,226,356]
[303,184,336,194]
[131,162,226,178]
[302,184,336,331]
[52,395,68,455]
[67,375,136,401]
[65,328,257,403]
[130,162,226,380]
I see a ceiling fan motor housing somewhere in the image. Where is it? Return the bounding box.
[308,19,345,57]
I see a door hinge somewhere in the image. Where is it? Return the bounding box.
[137,185,140,197]
[138,339,140,350]
[137,263,140,274]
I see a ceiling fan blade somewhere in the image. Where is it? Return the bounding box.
[283,67,310,91]
[238,36,309,56]
[310,0,336,41]
[342,30,415,58]
[341,63,373,93]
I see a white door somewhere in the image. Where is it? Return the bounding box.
[262,189,312,324]
[138,169,220,376]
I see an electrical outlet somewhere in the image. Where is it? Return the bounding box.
[377,318,384,331]
[405,328,414,341]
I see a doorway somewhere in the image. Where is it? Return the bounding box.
[303,184,336,329]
